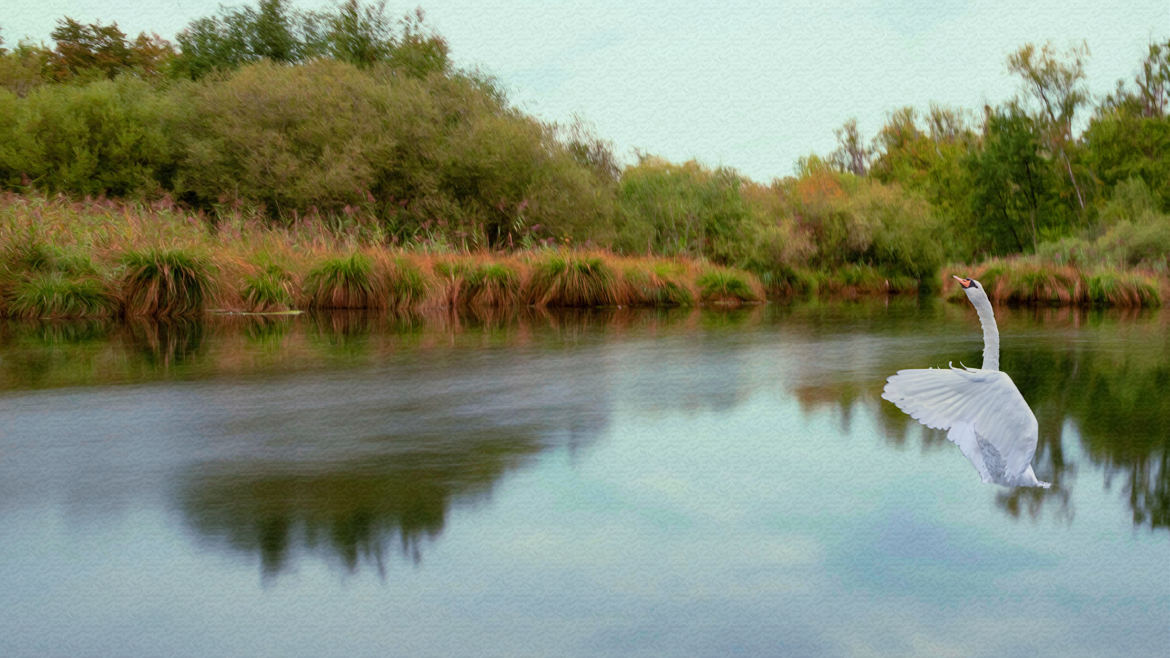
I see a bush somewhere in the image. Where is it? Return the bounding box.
[0,76,174,195]
[383,257,430,310]
[614,158,751,263]
[462,262,521,308]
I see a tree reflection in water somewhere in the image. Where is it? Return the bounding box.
[180,431,546,578]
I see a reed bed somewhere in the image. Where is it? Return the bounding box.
[0,193,771,317]
[945,258,1162,308]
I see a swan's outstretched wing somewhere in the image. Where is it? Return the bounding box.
[881,367,1038,481]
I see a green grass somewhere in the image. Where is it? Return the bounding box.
[384,258,430,310]
[243,264,294,311]
[525,254,621,307]
[7,273,115,318]
[696,267,760,304]
[1086,270,1161,307]
[301,253,383,309]
[119,248,213,317]
[5,241,94,275]
[623,263,694,306]
[462,262,521,308]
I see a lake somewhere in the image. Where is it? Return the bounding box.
[1,300,1167,657]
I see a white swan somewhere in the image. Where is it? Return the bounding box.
[881,275,1050,488]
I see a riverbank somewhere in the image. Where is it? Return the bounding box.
[2,192,1164,318]
[942,257,1163,307]
[0,193,767,319]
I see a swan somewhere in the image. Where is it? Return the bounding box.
[881,275,1050,488]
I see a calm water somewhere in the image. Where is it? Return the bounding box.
[1,301,1167,657]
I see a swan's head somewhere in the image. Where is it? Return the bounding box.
[953,275,989,306]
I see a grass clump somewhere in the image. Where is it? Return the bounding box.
[119,248,212,317]
[242,264,295,312]
[8,273,115,318]
[623,262,695,306]
[1086,270,1160,307]
[463,262,521,308]
[696,267,761,304]
[383,258,430,310]
[525,253,621,307]
[301,253,383,309]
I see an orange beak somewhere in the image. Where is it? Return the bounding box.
[952,275,972,289]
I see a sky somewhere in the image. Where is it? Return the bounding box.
[3,1,1168,181]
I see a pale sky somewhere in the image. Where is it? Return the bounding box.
[3,1,1168,181]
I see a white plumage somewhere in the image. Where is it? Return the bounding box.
[881,276,1050,488]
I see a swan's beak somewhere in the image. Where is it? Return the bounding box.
[953,275,973,289]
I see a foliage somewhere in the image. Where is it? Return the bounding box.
[524,253,620,307]
[170,0,449,80]
[243,264,294,311]
[695,267,761,304]
[1007,41,1091,211]
[0,76,175,194]
[46,17,174,81]
[120,248,213,317]
[8,272,114,318]
[301,253,382,309]
[614,158,750,263]
[963,105,1065,254]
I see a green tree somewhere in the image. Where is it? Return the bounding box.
[1086,39,1170,211]
[171,1,448,80]
[615,158,752,262]
[1007,41,1091,212]
[965,106,1063,254]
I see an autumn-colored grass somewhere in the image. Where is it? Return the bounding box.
[120,249,213,317]
[301,253,383,310]
[945,258,1162,308]
[523,252,622,307]
[0,193,772,315]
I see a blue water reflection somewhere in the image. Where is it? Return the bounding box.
[1,302,1168,656]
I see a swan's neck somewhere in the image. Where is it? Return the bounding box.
[972,295,1000,371]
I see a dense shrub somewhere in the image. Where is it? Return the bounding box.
[0,76,174,195]
[614,158,751,263]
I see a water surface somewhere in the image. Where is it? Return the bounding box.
[1,301,1167,656]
